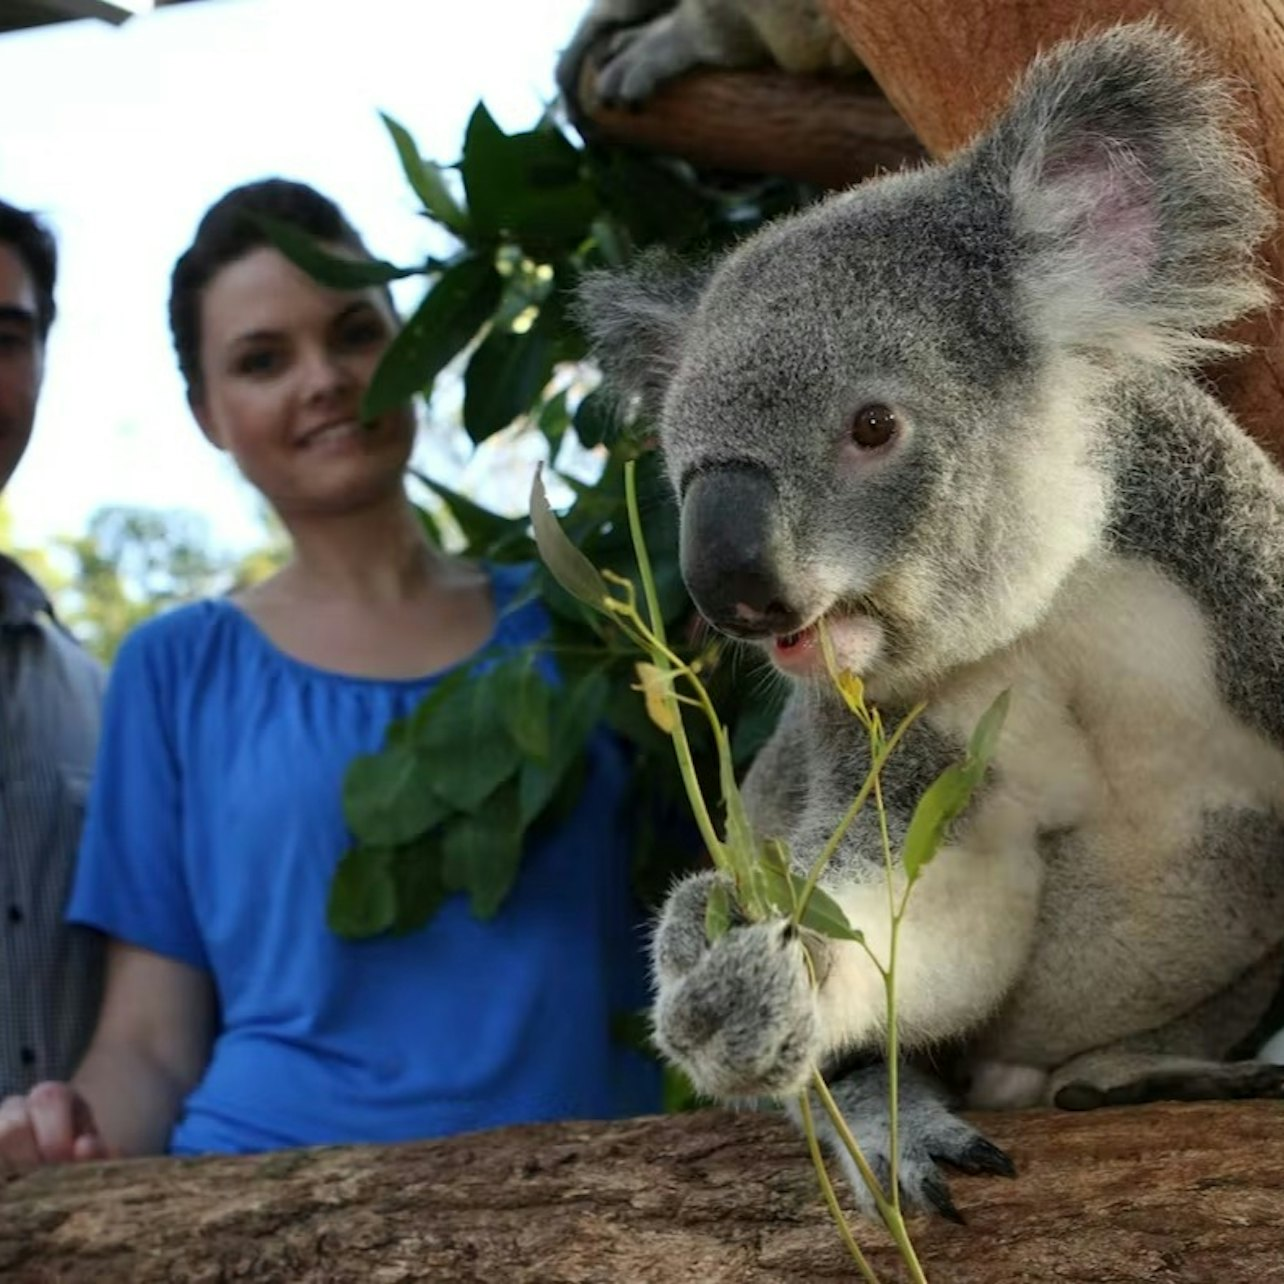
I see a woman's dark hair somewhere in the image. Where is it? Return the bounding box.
[169,178,376,401]
[0,199,57,337]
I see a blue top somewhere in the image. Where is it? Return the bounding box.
[67,564,659,1154]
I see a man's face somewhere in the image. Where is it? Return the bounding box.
[0,243,45,491]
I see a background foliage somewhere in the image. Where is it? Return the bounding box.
[304,106,816,936]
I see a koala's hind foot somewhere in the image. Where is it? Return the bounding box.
[1051,1051,1284,1110]
[652,872,822,1098]
[797,1063,1016,1224]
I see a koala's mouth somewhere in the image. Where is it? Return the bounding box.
[768,610,883,678]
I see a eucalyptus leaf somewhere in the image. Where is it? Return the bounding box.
[900,762,974,884]
[718,735,757,904]
[390,833,450,935]
[343,744,451,846]
[441,780,524,918]
[461,104,596,250]
[410,471,526,554]
[380,111,470,237]
[328,847,397,939]
[409,676,522,812]
[967,688,1011,775]
[494,652,553,763]
[254,215,422,289]
[530,468,610,609]
[797,885,865,943]
[362,253,502,420]
[462,307,558,443]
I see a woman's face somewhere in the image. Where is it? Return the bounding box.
[192,245,414,517]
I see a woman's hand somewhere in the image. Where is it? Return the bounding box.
[0,1080,112,1171]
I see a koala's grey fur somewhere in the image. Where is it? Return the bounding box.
[556,0,857,111]
[579,23,1284,1216]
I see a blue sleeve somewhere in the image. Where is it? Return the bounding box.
[65,623,209,971]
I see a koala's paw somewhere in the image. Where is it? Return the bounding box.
[803,1065,1016,1223]
[652,873,820,1099]
[595,14,701,107]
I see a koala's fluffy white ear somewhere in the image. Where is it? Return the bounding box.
[576,249,705,421]
[977,20,1272,366]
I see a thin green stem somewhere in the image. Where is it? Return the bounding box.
[871,769,902,1218]
[799,1089,882,1284]
[793,706,923,927]
[625,460,667,648]
[811,1074,930,1284]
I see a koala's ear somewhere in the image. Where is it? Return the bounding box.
[575,249,706,420]
[975,21,1272,365]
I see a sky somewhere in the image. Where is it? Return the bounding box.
[0,0,589,555]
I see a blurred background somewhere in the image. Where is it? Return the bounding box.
[0,0,588,654]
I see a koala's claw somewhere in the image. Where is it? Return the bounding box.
[801,1064,1016,1223]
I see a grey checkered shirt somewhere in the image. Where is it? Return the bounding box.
[0,554,104,1097]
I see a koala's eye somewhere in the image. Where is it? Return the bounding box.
[849,404,898,450]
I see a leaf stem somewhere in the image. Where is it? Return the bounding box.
[793,705,924,927]
[811,1073,930,1284]
[799,1089,882,1284]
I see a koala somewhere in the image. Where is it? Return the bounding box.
[556,0,858,111]
[578,22,1284,1219]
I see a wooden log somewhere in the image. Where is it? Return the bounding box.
[823,0,1284,461]
[2,1101,1283,1282]
[578,67,925,189]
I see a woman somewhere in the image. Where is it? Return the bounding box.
[0,179,659,1165]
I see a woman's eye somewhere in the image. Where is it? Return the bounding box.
[235,348,280,376]
[849,403,898,450]
[339,318,385,348]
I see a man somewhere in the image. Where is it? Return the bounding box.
[0,199,103,1098]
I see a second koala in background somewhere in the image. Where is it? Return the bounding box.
[556,0,858,110]
[579,22,1284,1219]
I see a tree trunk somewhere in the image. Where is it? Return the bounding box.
[577,67,925,190]
[823,0,1284,460]
[3,1101,1283,1282]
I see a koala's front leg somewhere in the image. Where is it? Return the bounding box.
[653,872,821,1097]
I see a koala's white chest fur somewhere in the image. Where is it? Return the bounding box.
[935,554,1284,1069]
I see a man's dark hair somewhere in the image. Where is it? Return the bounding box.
[0,200,57,337]
[169,178,376,402]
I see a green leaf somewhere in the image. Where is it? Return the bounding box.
[441,780,524,918]
[718,736,758,907]
[343,744,451,846]
[410,471,525,554]
[380,111,470,237]
[389,833,450,935]
[328,847,397,939]
[901,690,1009,883]
[572,386,616,449]
[529,468,610,610]
[461,104,596,250]
[705,880,732,942]
[254,215,422,289]
[407,676,523,812]
[518,666,608,823]
[362,253,502,420]
[493,652,553,763]
[967,688,1011,776]
[462,306,558,443]
[797,885,865,943]
[537,389,572,449]
[900,763,974,884]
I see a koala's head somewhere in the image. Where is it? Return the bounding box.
[578,22,1272,697]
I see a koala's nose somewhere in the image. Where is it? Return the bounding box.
[680,465,803,636]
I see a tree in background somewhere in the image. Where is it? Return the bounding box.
[2,498,287,662]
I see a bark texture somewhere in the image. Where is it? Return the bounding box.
[2,1102,1282,1283]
